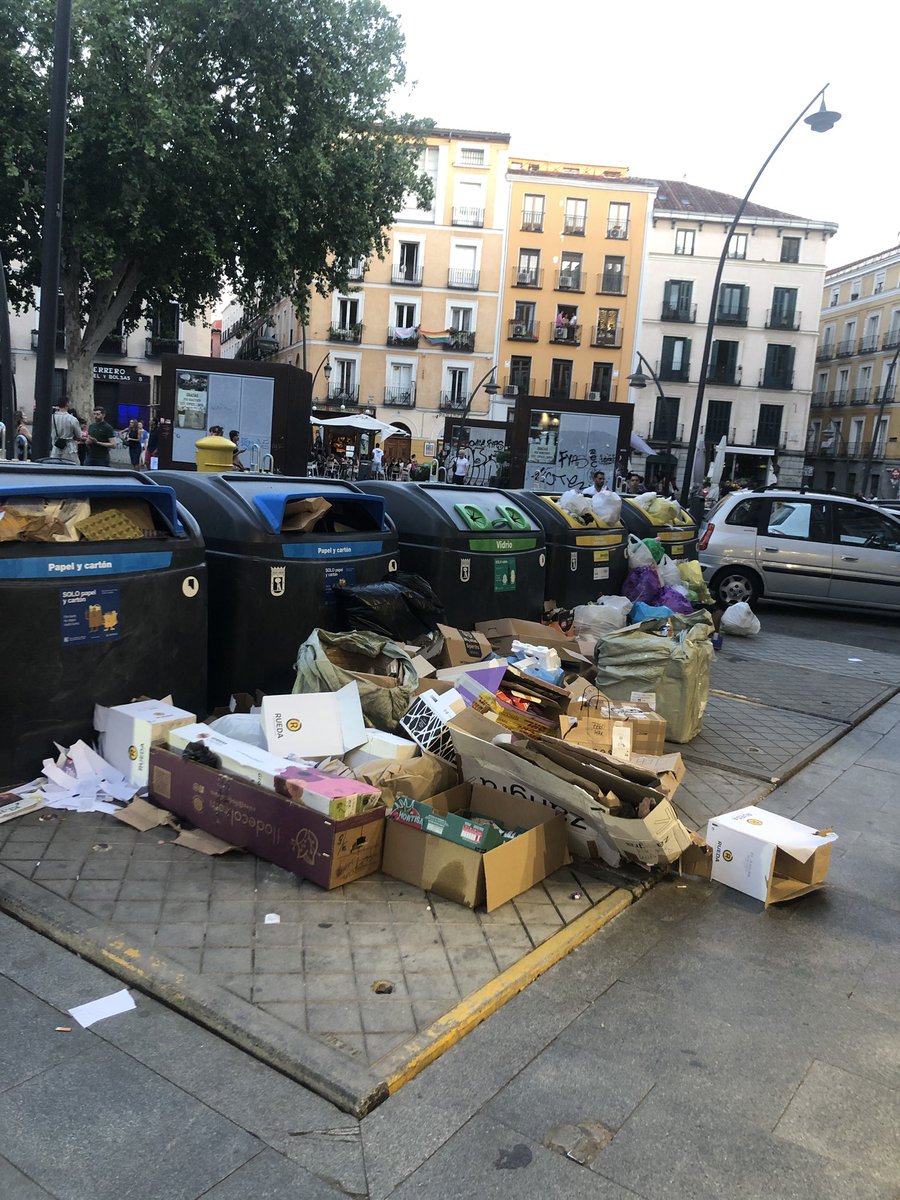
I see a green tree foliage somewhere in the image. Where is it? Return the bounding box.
[0,0,431,410]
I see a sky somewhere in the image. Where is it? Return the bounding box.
[384,0,896,271]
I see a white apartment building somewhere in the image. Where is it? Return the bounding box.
[628,181,837,488]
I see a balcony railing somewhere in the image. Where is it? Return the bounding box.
[507,319,539,342]
[816,343,835,361]
[810,392,828,407]
[391,264,423,286]
[383,385,416,408]
[607,221,630,239]
[592,326,622,349]
[701,425,736,444]
[875,382,897,402]
[451,206,484,228]
[715,306,748,326]
[502,376,530,398]
[647,423,684,443]
[513,267,543,288]
[597,272,627,296]
[759,369,794,390]
[346,262,365,281]
[661,302,697,322]
[145,336,183,358]
[835,338,856,357]
[447,267,480,290]
[827,391,848,406]
[766,308,801,331]
[850,387,871,405]
[705,364,742,386]
[882,330,900,351]
[439,392,470,412]
[521,211,544,232]
[550,323,582,346]
[449,329,475,352]
[97,333,127,355]
[563,215,586,235]
[556,270,585,292]
[857,334,880,354]
[329,323,363,343]
[659,362,691,383]
[752,429,787,449]
[387,326,419,347]
[326,385,360,405]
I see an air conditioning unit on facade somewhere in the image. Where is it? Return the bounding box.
[588,391,604,400]
[504,386,519,397]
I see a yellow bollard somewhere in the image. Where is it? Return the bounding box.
[195,434,236,473]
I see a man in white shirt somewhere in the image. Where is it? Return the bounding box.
[372,442,384,478]
[452,449,469,485]
[50,396,82,464]
[582,469,608,496]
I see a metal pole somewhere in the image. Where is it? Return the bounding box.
[31,0,74,460]
[679,85,833,509]
[454,364,498,450]
[861,341,900,497]
[0,252,16,458]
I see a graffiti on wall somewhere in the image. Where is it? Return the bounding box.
[440,432,507,486]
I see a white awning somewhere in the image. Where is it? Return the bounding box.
[725,445,776,458]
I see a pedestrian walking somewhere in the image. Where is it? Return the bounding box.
[451,449,469,485]
[49,396,82,464]
[84,406,118,467]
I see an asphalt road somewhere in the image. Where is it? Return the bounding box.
[757,599,900,655]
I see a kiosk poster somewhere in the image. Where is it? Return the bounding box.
[175,372,209,430]
[524,410,619,491]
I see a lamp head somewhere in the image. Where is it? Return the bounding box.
[805,97,841,133]
[627,369,650,388]
[483,368,500,396]
[323,361,332,381]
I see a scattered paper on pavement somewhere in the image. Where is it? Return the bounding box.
[68,988,136,1028]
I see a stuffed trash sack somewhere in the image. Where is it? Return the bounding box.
[293,629,418,729]
[572,597,630,639]
[720,601,761,638]
[625,534,656,568]
[591,490,622,526]
[558,489,592,521]
[593,611,714,743]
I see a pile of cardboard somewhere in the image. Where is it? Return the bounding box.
[0,497,160,542]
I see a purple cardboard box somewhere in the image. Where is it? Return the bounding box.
[148,747,384,888]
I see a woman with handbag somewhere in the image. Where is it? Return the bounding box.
[50,396,81,464]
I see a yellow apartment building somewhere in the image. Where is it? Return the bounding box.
[264,128,511,448]
[497,160,655,406]
[807,244,900,497]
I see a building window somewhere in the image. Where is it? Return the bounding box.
[762,344,795,389]
[706,400,732,443]
[780,236,801,263]
[595,307,619,346]
[662,279,694,321]
[674,229,695,256]
[549,359,572,400]
[558,252,583,291]
[447,367,470,403]
[522,194,545,232]
[850,277,862,301]
[458,145,485,166]
[874,270,886,295]
[517,249,541,286]
[727,233,748,259]
[396,241,421,283]
[660,336,690,381]
[717,283,748,324]
[708,340,739,385]
[600,255,625,294]
[756,404,784,448]
[769,287,798,330]
[509,356,531,394]
[563,197,587,235]
[653,396,681,441]
[590,363,613,401]
[829,287,840,307]
[607,203,630,239]
[394,302,416,330]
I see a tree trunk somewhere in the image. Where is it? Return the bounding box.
[65,348,95,420]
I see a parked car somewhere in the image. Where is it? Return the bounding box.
[698,489,900,610]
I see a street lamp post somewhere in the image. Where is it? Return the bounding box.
[861,341,900,497]
[454,364,499,449]
[310,352,332,393]
[678,85,841,509]
[628,351,673,489]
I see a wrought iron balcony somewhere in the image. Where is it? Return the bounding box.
[607,221,630,239]
[809,392,828,407]
[705,364,742,386]
[97,333,127,355]
[759,369,794,390]
[661,302,697,322]
[835,338,856,357]
[715,305,748,326]
[346,261,366,281]
[827,390,848,407]
[550,323,581,346]
[702,425,736,444]
[857,334,879,354]
[513,266,543,288]
[451,206,484,228]
[597,272,627,296]
[850,387,871,405]
[751,429,787,449]
[502,375,530,397]
[556,270,584,292]
[508,319,539,342]
[449,329,475,352]
[658,361,691,383]
[329,323,363,344]
[592,326,622,348]
[387,326,419,348]
[326,385,360,406]
[391,264,423,286]
[647,422,684,443]
[447,267,480,290]
[875,382,897,402]
[816,343,835,361]
[563,215,586,235]
[145,336,183,358]
[766,309,801,331]
[383,385,416,408]
[882,329,900,351]
[439,392,470,412]
[521,211,544,232]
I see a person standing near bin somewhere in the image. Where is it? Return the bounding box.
[372,441,384,478]
[451,448,469,485]
[84,406,118,467]
[582,469,608,496]
[124,419,144,468]
[50,396,82,464]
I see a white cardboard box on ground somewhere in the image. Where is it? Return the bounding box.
[261,683,367,759]
[94,700,197,786]
[166,724,302,790]
[705,806,838,906]
[344,730,419,770]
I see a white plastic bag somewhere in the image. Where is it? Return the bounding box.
[572,601,628,639]
[657,554,683,588]
[591,490,622,525]
[559,488,591,519]
[632,491,658,511]
[720,601,761,638]
[626,533,656,567]
[207,713,267,747]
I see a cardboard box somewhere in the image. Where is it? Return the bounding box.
[475,618,593,670]
[261,683,366,759]
[148,747,384,888]
[399,688,468,760]
[344,729,419,771]
[356,752,459,807]
[95,700,197,786]
[276,766,381,820]
[381,782,569,910]
[433,624,492,668]
[700,806,838,907]
[559,699,667,760]
[167,724,302,790]
[388,795,508,853]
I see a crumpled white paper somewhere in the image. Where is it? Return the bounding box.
[29,740,138,814]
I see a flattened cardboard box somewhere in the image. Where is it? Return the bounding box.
[381,782,570,911]
[148,748,384,889]
[434,624,492,668]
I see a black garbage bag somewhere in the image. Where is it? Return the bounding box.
[333,572,445,640]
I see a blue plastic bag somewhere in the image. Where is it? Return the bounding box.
[630,601,675,623]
